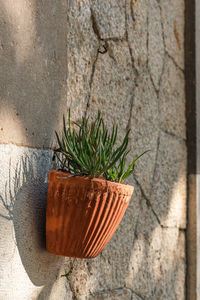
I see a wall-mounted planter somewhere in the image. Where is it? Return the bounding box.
[46,170,134,258]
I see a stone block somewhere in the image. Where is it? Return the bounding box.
[87,39,135,142]
[150,131,187,228]
[129,71,159,198]
[148,0,165,90]
[127,0,148,72]
[159,56,186,139]
[161,0,184,70]
[91,0,126,39]
[126,199,185,300]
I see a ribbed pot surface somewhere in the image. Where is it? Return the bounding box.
[46,170,134,258]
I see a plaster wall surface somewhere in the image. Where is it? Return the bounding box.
[0,0,186,299]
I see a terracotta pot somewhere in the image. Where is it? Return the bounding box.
[46,170,134,258]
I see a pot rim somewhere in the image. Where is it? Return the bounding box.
[49,170,134,195]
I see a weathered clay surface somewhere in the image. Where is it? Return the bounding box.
[0,0,186,299]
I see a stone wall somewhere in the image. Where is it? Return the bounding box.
[0,0,186,299]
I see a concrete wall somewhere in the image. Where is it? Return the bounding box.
[0,1,186,299]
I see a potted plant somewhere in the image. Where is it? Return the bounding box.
[46,111,148,258]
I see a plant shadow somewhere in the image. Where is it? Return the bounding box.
[0,153,66,299]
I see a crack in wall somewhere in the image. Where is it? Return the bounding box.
[157,0,168,88]
[160,127,186,143]
[124,286,145,300]
[125,0,140,132]
[85,49,99,118]
[165,50,184,73]
[89,0,142,131]
[146,1,166,98]
[126,0,166,231]
[105,40,117,63]
[148,66,159,96]
[146,8,159,95]
[134,176,162,227]
[150,133,160,198]
[126,93,134,132]
[157,1,165,48]
[130,0,135,26]
[84,9,101,117]
[126,210,140,260]
[125,0,138,76]
[158,1,184,74]
[135,175,185,230]
[90,7,126,49]
[131,290,144,300]
[90,8,102,41]
[103,36,126,42]
[157,51,166,94]
[87,7,129,117]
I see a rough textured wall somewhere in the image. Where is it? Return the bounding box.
[0,0,186,299]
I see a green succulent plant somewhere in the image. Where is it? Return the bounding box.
[54,110,149,183]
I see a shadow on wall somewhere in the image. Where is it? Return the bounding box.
[0,1,71,298]
[0,0,68,148]
[0,154,66,299]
